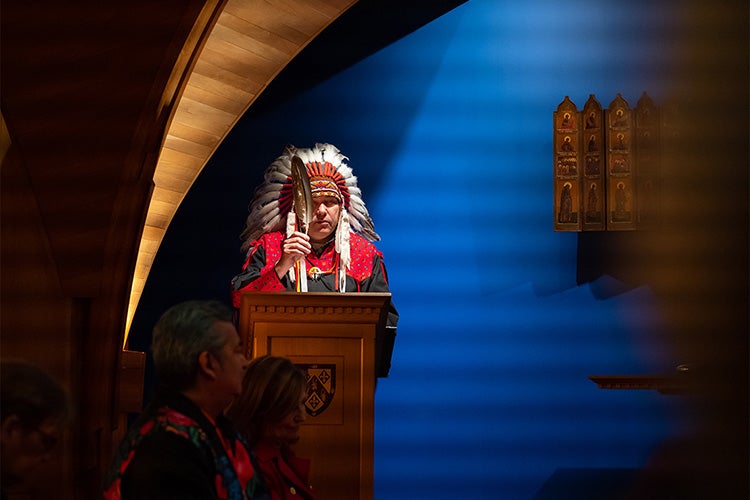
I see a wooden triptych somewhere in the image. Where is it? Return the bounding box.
[553,92,661,232]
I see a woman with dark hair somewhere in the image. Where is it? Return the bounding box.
[228,355,316,500]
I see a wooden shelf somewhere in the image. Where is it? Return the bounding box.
[589,374,691,395]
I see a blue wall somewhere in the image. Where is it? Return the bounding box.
[131,1,700,498]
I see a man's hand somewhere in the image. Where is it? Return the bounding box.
[275,231,311,278]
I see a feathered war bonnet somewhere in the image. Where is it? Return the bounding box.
[240,143,379,291]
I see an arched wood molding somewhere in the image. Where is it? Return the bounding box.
[125,0,357,340]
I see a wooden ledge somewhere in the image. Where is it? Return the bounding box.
[588,374,691,395]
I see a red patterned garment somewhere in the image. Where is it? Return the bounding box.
[230,231,395,326]
[103,391,267,500]
[251,442,316,500]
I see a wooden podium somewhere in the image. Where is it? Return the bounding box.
[237,291,392,500]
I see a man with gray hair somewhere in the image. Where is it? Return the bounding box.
[103,300,266,500]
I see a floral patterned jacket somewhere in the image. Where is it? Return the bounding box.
[103,391,268,500]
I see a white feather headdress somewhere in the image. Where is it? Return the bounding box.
[240,143,379,255]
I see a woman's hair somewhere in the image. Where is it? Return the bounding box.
[227,355,307,447]
[151,300,234,391]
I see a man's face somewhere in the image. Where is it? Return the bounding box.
[308,196,341,243]
[211,321,248,405]
[0,416,62,488]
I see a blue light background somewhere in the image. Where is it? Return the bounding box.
[132,0,688,497]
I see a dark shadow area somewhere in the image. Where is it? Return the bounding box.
[223,0,468,198]
[534,468,639,500]
[248,0,468,116]
[576,231,650,299]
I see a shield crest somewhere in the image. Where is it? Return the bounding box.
[297,363,336,417]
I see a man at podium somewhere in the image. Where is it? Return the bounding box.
[230,143,398,332]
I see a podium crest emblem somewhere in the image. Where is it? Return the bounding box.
[297,363,336,417]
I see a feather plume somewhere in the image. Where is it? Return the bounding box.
[285,211,296,283]
[290,155,313,233]
[336,208,351,292]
